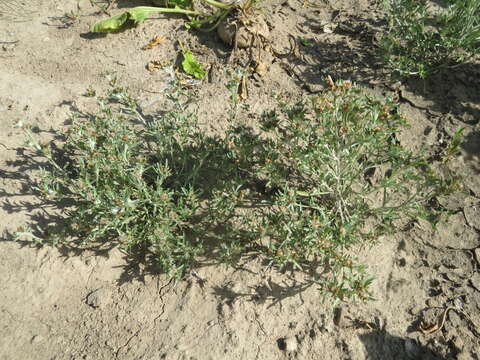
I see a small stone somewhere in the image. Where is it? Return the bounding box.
[306,83,324,93]
[254,61,269,76]
[278,336,298,352]
[426,298,440,308]
[30,335,43,344]
[85,288,106,309]
[284,336,298,352]
[322,23,336,33]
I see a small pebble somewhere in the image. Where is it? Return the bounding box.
[284,336,298,352]
[426,298,440,308]
[30,335,43,344]
[85,288,105,309]
[306,83,324,94]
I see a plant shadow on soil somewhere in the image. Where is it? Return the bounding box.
[359,331,450,360]
[115,0,158,9]
[461,130,480,174]
[400,63,480,123]
[289,13,387,90]
[212,272,317,309]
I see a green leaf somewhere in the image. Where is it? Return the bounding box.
[128,7,152,25]
[181,50,206,79]
[90,6,200,33]
[90,12,130,33]
[299,37,313,47]
[168,0,192,9]
[185,18,203,29]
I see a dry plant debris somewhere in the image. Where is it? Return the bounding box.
[143,35,167,50]
[417,306,480,337]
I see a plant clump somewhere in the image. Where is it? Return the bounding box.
[20,79,459,301]
[381,0,480,78]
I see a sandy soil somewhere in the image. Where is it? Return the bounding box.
[1,0,479,359]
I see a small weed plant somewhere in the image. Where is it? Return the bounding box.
[382,0,480,78]
[21,80,458,300]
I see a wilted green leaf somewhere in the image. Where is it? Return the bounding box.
[128,7,154,23]
[181,50,206,79]
[90,6,199,33]
[90,12,130,33]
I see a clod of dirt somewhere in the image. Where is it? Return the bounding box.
[470,272,480,292]
[217,14,270,48]
[474,248,480,265]
[437,192,469,210]
[464,198,480,230]
[253,61,268,76]
[280,336,298,352]
[333,307,344,327]
[457,351,474,360]
[321,22,336,34]
[30,335,43,344]
[416,214,479,249]
[85,288,107,309]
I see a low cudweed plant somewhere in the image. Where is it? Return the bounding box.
[18,79,459,301]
